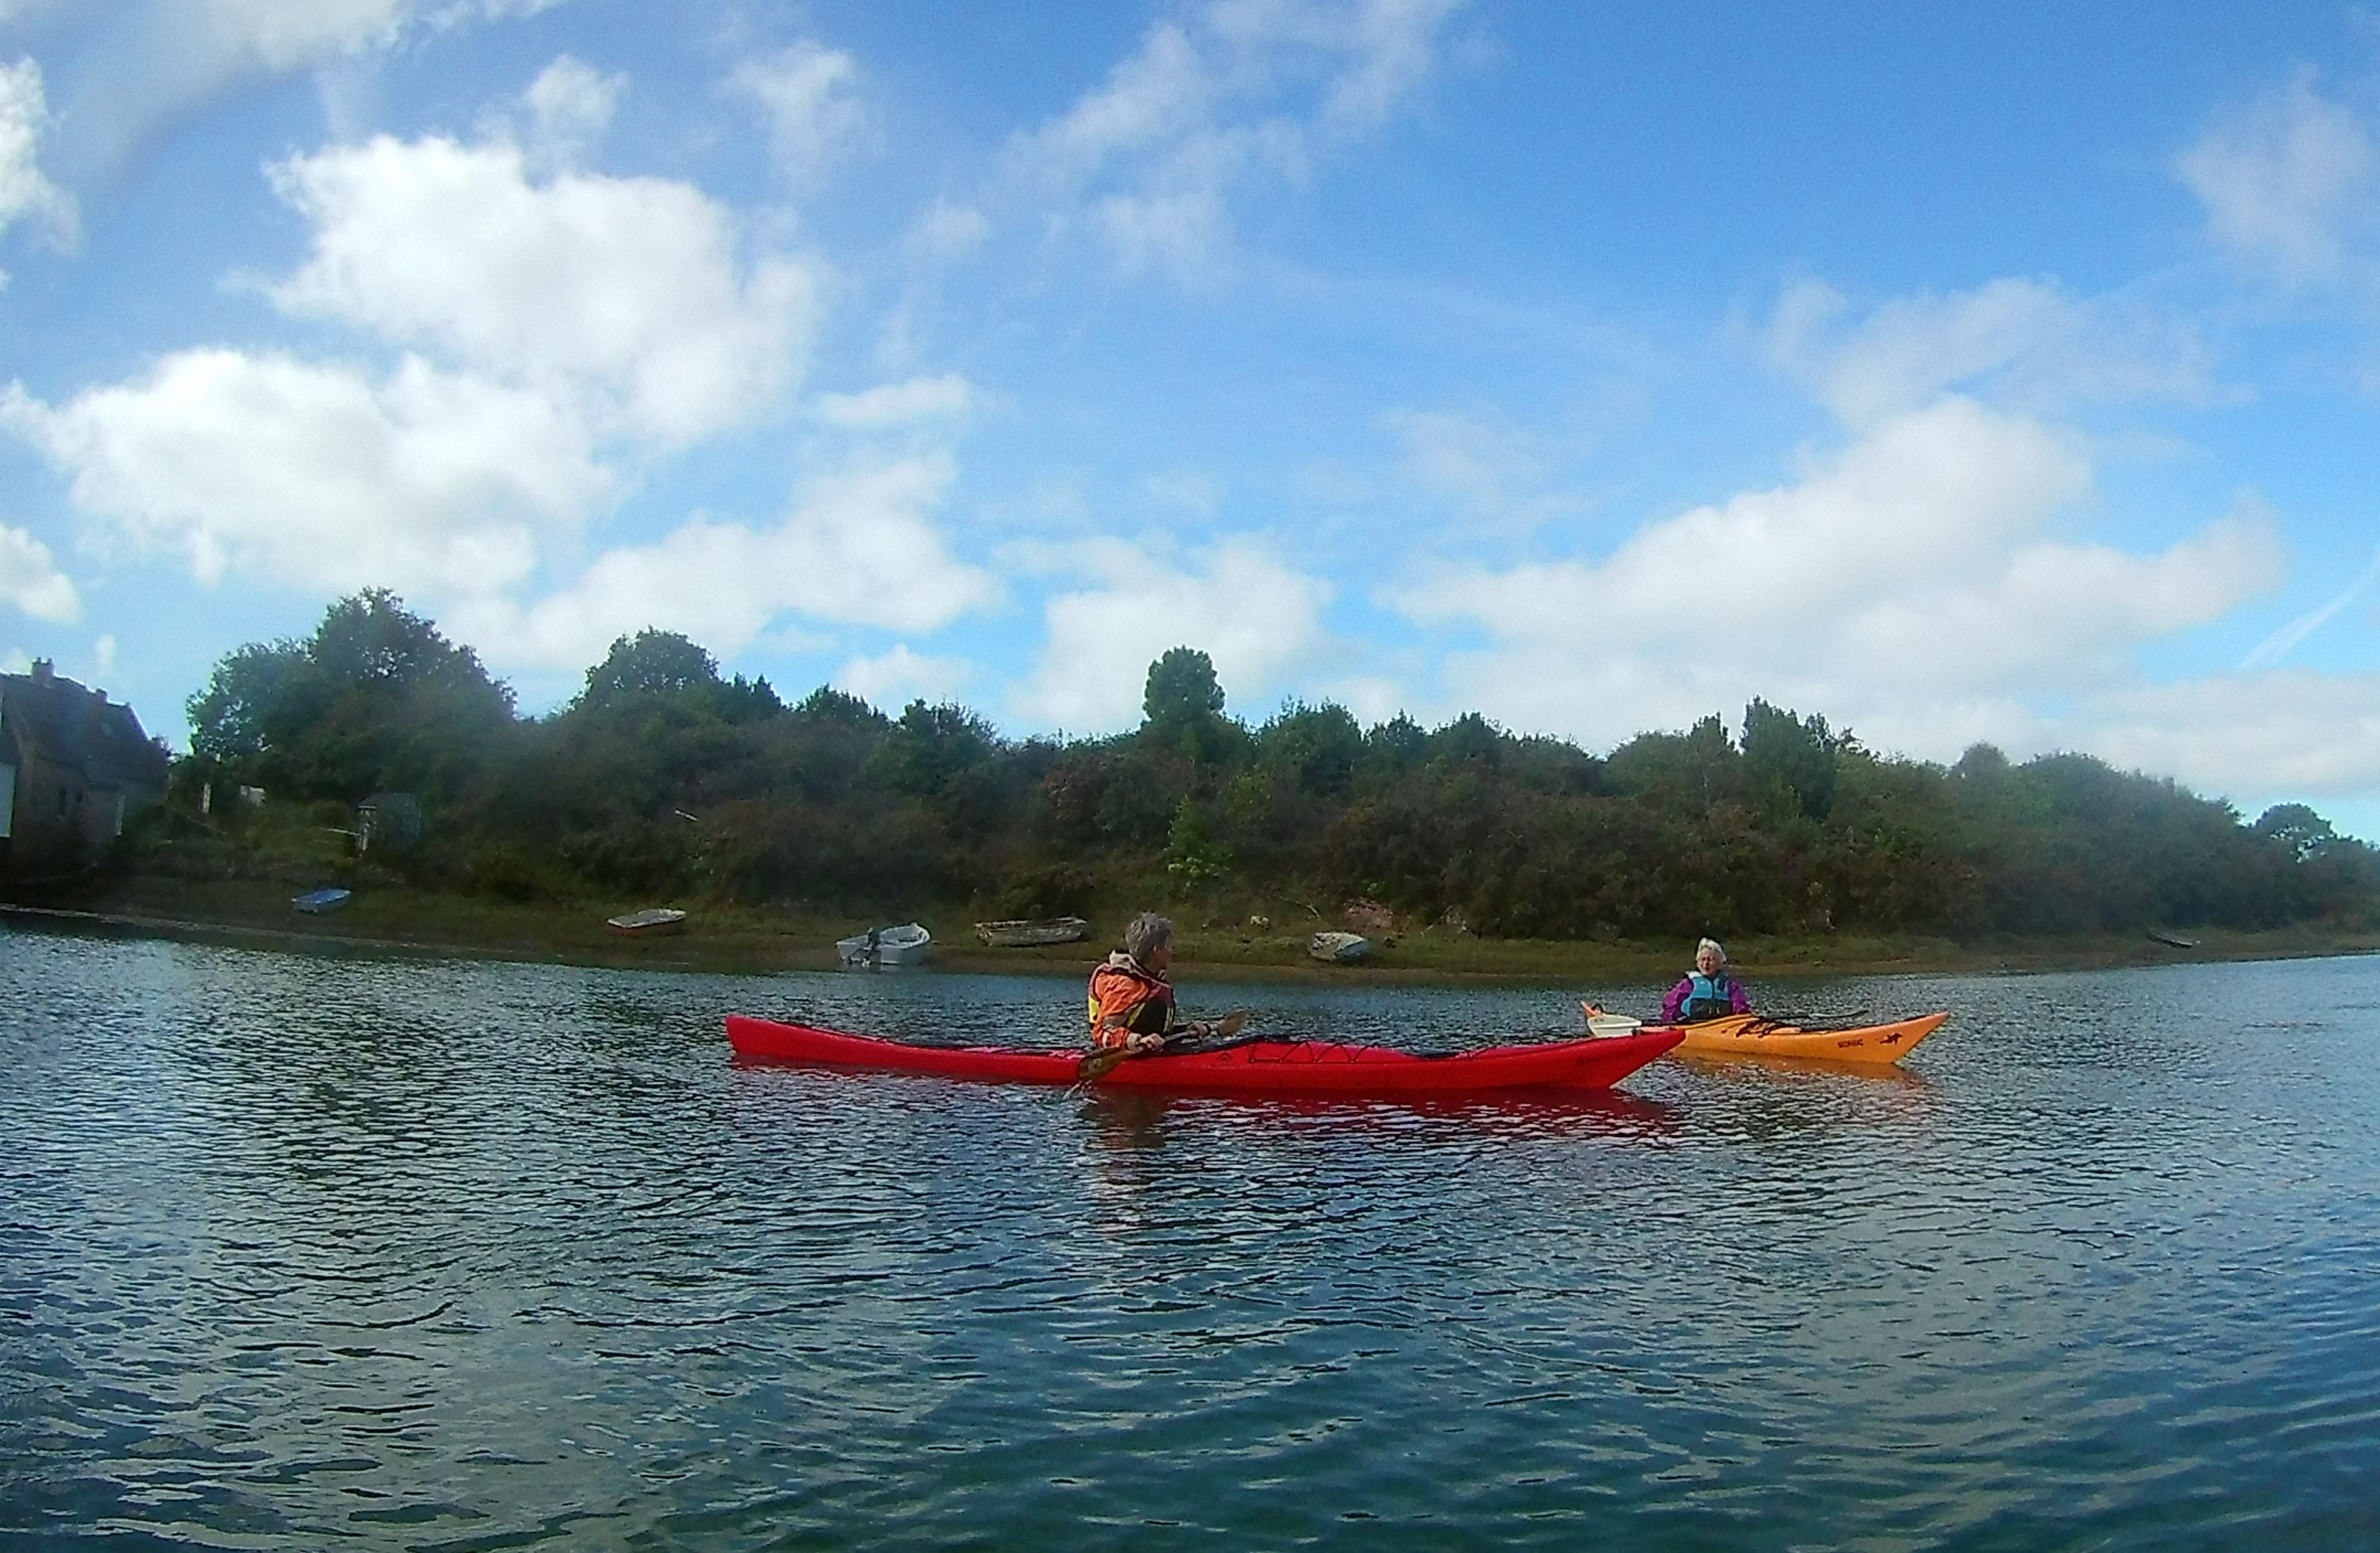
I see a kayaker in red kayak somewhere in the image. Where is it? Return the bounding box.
[1088,913,1219,1054]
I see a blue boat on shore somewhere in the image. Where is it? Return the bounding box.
[292,887,351,914]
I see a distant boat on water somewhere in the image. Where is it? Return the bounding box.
[839,922,932,967]
[2146,928,2201,949]
[973,916,1089,948]
[292,887,351,915]
[607,907,688,937]
[1309,931,1370,963]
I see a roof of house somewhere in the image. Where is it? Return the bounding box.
[0,665,171,794]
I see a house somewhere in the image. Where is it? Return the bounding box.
[0,659,171,875]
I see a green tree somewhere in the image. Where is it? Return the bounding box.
[1741,698,1842,821]
[578,629,721,706]
[1140,647,1240,765]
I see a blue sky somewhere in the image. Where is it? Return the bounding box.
[3,2,2380,832]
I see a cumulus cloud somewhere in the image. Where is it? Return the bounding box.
[194,0,566,70]
[815,374,974,430]
[2,349,608,595]
[1766,275,2216,429]
[517,54,623,171]
[998,0,1472,279]
[2175,71,2378,286]
[2079,671,2380,802]
[446,455,1000,671]
[1011,537,1334,729]
[0,57,75,259]
[0,521,78,621]
[905,197,991,263]
[835,642,973,709]
[58,0,571,182]
[1391,398,2283,757]
[729,40,866,183]
[269,134,817,447]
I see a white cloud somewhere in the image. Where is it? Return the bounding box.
[1142,469,1222,517]
[518,55,622,171]
[2079,671,2380,802]
[198,0,410,70]
[815,374,974,430]
[1392,398,2283,757]
[905,197,992,263]
[1012,536,1334,729]
[0,521,77,621]
[1000,0,1472,279]
[193,0,566,67]
[835,643,973,709]
[2,348,609,595]
[447,455,1000,671]
[1766,275,2215,429]
[729,40,866,183]
[0,57,75,259]
[269,133,816,446]
[2175,71,2378,286]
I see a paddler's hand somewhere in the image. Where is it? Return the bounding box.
[1127,1030,1167,1055]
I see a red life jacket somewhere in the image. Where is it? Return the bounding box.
[1087,953,1175,1049]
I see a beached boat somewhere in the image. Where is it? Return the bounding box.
[1309,931,1370,963]
[837,922,932,967]
[607,907,688,936]
[973,916,1089,948]
[291,887,351,914]
[2146,928,2201,949]
[1658,1011,1948,1065]
[727,1016,1681,1096]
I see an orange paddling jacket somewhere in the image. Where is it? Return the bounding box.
[1087,952,1177,1050]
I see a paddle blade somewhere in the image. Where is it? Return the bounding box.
[1076,1046,1132,1083]
[1582,1001,1642,1037]
[1213,1009,1248,1039]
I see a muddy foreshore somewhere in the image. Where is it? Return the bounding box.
[6,875,2375,991]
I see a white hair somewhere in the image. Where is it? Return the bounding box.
[1124,912,1177,961]
[1697,937,1726,964]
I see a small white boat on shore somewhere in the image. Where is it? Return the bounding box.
[607,907,688,937]
[838,922,932,967]
[973,916,1089,948]
[1309,931,1370,963]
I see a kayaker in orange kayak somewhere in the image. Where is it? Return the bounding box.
[1589,936,1756,1029]
[1661,936,1752,1022]
[1088,912,1219,1053]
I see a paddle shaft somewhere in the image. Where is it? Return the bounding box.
[1077,1010,1248,1083]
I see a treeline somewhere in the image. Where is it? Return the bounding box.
[159,588,2380,940]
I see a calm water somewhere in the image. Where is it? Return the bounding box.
[3,926,2378,1550]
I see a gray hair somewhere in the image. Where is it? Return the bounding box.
[1697,936,1726,964]
[1124,912,1177,962]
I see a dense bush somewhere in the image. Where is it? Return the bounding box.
[163,592,2380,936]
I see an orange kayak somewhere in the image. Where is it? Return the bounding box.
[1656,1011,1948,1064]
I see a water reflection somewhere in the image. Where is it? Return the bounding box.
[10,927,2380,1550]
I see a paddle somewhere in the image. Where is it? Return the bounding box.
[1077,1009,1249,1083]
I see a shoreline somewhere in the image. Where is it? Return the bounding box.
[7,877,2378,990]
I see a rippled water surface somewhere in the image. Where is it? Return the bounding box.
[5,926,2379,1549]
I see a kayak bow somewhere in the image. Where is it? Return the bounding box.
[727,1015,1680,1096]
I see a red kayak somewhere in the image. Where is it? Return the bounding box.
[727,1015,1681,1097]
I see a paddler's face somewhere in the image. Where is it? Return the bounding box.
[1696,947,1722,975]
[1146,944,1174,974]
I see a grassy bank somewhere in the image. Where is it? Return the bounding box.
[9,874,2377,990]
